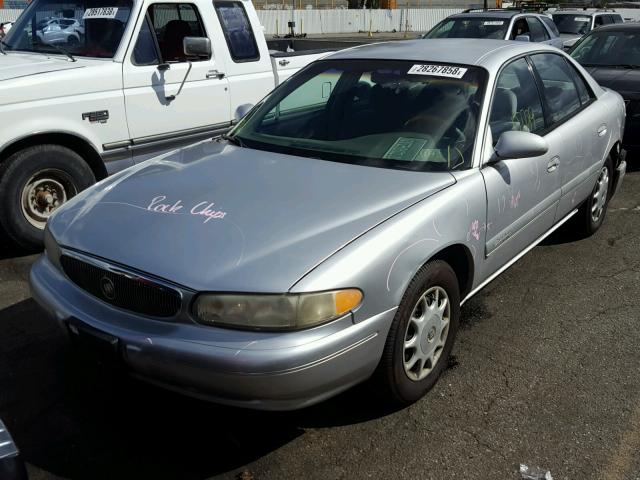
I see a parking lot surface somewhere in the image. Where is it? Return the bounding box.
[0,170,638,480]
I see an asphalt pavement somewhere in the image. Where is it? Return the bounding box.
[0,170,638,480]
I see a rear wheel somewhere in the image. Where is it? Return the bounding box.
[373,260,460,406]
[0,144,95,249]
[577,156,613,237]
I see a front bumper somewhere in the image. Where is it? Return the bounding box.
[30,255,396,411]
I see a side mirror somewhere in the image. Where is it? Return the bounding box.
[515,34,531,42]
[494,131,548,160]
[234,103,254,121]
[183,36,211,59]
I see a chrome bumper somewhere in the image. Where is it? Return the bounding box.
[30,255,395,411]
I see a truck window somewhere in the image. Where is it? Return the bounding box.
[147,3,207,63]
[214,1,259,62]
[132,15,160,65]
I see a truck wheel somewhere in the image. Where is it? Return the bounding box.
[0,145,95,249]
[373,260,460,406]
[577,156,613,237]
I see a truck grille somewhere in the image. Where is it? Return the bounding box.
[60,255,181,318]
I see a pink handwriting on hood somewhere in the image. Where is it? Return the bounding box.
[147,196,226,223]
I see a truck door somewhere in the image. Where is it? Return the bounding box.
[123,2,231,161]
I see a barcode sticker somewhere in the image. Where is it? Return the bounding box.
[83,7,118,19]
[408,64,468,79]
[484,20,504,25]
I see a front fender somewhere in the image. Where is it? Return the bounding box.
[290,171,487,321]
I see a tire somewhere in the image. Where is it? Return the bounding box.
[373,260,461,406]
[0,144,95,249]
[576,156,613,237]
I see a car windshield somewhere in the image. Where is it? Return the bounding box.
[424,17,509,40]
[571,30,640,67]
[552,14,591,35]
[232,59,488,172]
[3,0,133,59]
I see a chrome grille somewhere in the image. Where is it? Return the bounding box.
[60,255,181,318]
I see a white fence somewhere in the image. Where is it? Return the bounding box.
[3,7,640,34]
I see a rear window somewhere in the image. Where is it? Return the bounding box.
[552,14,591,35]
[214,1,259,62]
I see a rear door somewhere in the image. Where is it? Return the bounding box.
[529,53,609,220]
[123,1,231,157]
[481,56,561,275]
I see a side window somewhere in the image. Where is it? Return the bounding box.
[133,16,160,65]
[527,17,550,41]
[510,18,529,39]
[489,57,545,142]
[540,16,559,37]
[530,54,582,125]
[594,15,605,27]
[612,14,624,24]
[566,60,593,105]
[147,3,206,63]
[214,1,259,62]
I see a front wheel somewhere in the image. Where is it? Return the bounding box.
[0,144,95,249]
[373,260,460,406]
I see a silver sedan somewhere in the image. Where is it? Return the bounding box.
[30,39,626,410]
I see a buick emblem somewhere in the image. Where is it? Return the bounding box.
[100,276,116,300]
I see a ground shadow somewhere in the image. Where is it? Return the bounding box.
[0,299,407,479]
[0,235,39,261]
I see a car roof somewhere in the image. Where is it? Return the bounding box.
[586,22,640,31]
[552,10,620,15]
[328,39,557,67]
[450,11,519,19]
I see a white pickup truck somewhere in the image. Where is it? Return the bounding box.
[0,0,332,248]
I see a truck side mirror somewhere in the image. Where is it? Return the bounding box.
[184,36,211,59]
[515,34,531,42]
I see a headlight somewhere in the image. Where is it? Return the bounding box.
[44,224,62,269]
[192,289,363,330]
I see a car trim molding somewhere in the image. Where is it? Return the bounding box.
[461,208,578,305]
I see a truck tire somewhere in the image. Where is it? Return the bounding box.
[0,144,95,249]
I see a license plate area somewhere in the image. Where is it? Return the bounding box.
[67,318,121,367]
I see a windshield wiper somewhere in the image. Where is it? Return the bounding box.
[31,39,75,62]
[47,43,76,62]
[221,133,244,147]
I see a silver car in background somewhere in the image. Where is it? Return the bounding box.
[424,10,564,50]
[30,39,626,410]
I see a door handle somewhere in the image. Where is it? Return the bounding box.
[597,125,607,137]
[547,156,560,173]
[206,70,225,79]
[278,59,290,66]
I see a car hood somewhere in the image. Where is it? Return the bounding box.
[584,66,640,97]
[50,141,456,293]
[0,52,87,81]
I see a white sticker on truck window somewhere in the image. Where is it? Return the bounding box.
[574,16,590,22]
[483,20,504,25]
[407,64,468,79]
[83,7,118,19]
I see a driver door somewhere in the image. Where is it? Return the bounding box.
[123,2,230,160]
[480,57,561,277]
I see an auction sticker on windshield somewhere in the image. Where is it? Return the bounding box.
[83,7,118,19]
[408,64,468,79]
[483,20,504,25]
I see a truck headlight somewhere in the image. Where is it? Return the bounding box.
[192,289,363,330]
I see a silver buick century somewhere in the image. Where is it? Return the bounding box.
[30,39,626,410]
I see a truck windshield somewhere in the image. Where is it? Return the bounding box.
[3,0,133,59]
[232,59,487,172]
[552,14,592,35]
[424,17,509,40]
